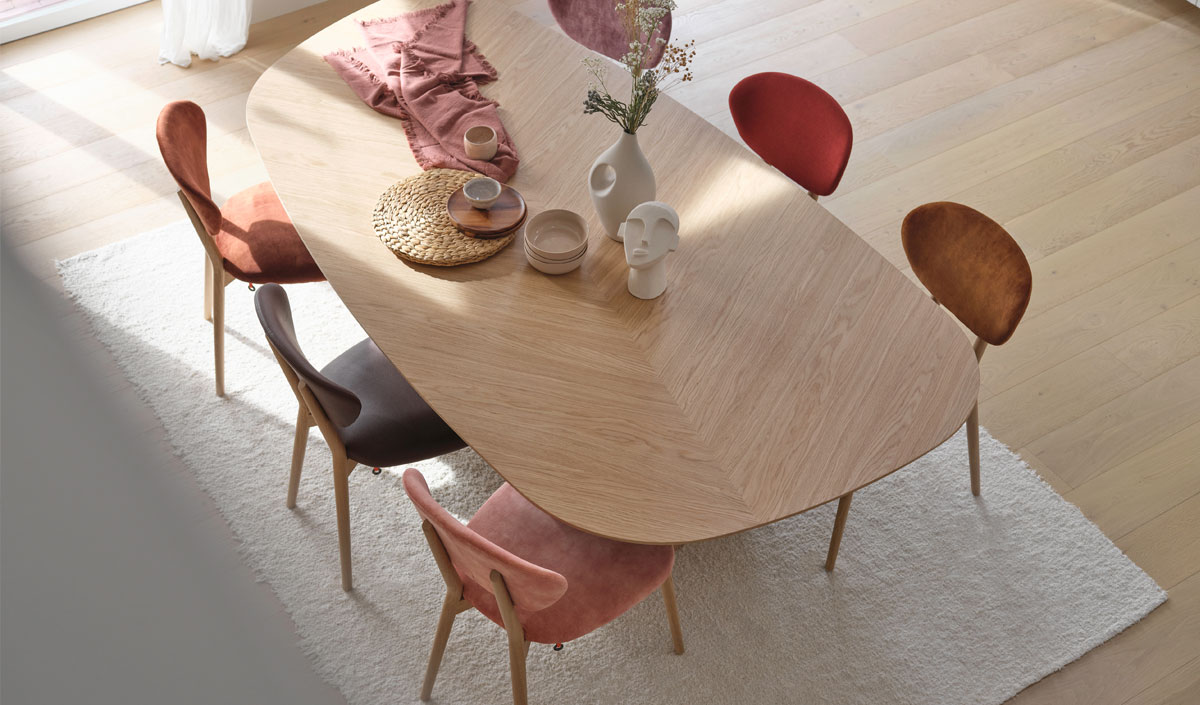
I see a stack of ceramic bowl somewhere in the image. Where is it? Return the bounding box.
[523,209,588,274]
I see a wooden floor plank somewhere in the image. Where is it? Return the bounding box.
[1065,422,1200,539]
[980,346,1144,449]
[1019,186,1200,320]
[811,0,1096,104]
[981,0,1184,78]
[948,89,1200,231]
[838,0,1015,56]
[1118,493,1200,590]
[687,0,920,79]
[839,54,1015,141]
[1103,296,1200,381]
[1025,356,1200,489]
[1009,134,1200,258]
[1121,657,1200,705]
[825,44,1200,232]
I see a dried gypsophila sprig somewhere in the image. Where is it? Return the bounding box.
[581,0,695,134]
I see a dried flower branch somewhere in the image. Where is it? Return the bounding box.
[581,0,695,134]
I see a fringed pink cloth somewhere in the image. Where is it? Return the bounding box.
[325,0,518,182]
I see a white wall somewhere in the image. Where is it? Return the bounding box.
[252,0,325,24]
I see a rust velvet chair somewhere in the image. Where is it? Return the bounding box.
[728,72,853,200]
[823,202,1032,572]
[403,469,684,705]
[549,0,671,67]
[156,100,324,397]
[254,284,466,591]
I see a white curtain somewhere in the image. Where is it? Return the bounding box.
[159,0,252,67]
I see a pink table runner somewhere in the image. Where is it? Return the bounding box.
[325,0,519,182]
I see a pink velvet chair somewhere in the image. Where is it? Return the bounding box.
[548,0,671,67]
[403,469,684,705]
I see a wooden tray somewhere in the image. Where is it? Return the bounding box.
[447,184,527,238]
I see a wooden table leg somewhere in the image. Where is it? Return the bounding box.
[825,492,854,572]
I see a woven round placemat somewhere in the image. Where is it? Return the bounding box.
[372,168,515,266]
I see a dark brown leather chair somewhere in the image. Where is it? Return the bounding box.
[157,100,324,397]
[254,284,466,591]
[825,202,1032,572]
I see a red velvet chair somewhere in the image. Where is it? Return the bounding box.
[403,469,684,705]
[549,0,671,67]
[156,100,324,397]
[728,72,853,199]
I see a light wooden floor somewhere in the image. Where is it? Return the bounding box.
[3,0,1199,701]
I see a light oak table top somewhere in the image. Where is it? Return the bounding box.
[246,0,979,545]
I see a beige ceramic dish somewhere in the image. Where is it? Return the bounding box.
[524,209,588,260]
[464,125,498,161]
[524,239,586,275]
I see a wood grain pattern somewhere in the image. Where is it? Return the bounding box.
[245,0,979,545]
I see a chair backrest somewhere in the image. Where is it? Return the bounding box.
[253,284,363,428]
[403,469,568,614]
[728,72,853,197]
[156,101,222,237]
[548,0,671,68]
[902,202,1033,346]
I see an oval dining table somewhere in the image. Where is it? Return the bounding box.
[245,0,980,552]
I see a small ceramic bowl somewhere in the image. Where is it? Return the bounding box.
[463,177,502,209]
[524,209,588,260]
[464,125,498,161]
[524,240,586,275]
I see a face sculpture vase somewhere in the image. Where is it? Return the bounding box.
[620,201,680,300]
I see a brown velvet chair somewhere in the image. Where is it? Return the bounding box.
[403,469,683,705]
[156,100,325,397]
[254,284,467,591]
[824,202,1032,572]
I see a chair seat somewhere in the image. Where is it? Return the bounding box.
[216,182,324,284]
[320,339,466,468]
[463,484,674,644]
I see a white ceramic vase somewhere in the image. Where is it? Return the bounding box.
[589,131,656,241]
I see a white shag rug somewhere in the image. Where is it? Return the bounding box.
[58,223,1166,705]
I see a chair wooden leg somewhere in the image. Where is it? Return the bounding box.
[203,253,214,322]
[420,591,469,701]
[491,571,529,705]
[332,451,354,591]
[825,492,853,572]
[505,630,528,705]
[287,404,310,509]
[968,402,981,496]
[661,572,685,655]
[210,258,225,397]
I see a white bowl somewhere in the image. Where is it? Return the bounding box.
[524,240,585,275]
[463,177,502,209]
[524,209,588,260]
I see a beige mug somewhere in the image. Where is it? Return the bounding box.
[464,125,498,161]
